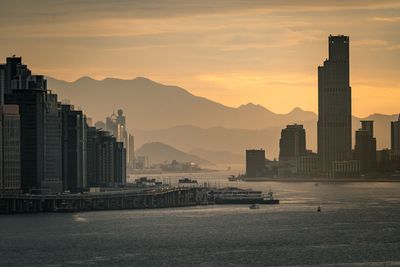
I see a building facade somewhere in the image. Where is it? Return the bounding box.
[61,104,87,192]
[0,105,21,190]
[354,121,377,172]
[391,115,400,159]
[318,35,352,173]
[246,149,266,177]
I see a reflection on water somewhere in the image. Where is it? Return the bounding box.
[1,171,400,266]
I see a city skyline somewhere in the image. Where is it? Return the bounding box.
[0,1,399,117]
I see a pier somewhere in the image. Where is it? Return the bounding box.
[0,187,198,214]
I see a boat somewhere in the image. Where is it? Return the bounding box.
[208,187,279,204]
[228,174,242,182]
[317,206,321,212]
[249,204,260,209]
[228,175,238,182]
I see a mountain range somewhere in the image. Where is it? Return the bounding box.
[47,76,398,162]
[136,142,212,166]
[47,76,317,130]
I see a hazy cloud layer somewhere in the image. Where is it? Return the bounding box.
[0,0,399,116]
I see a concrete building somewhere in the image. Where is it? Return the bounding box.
[5,89,46,192]
[318,35,352,173]
[391,114,400,159]
[297,152,318,177]
[128,134,135,169]
[278,124,307,177]
[331,160,360,178]
[246,149,266,177]
[61,104,87,192]
[354,121,377,172]
[3,56,62,193]
[114,142,126,186]
[42,92,63,193]
[0,105,21,190]
[87,127,119,187]
[279,124,306,161]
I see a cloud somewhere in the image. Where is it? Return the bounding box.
[372,16,400,22]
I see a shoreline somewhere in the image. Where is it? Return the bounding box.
[240,178,400,182]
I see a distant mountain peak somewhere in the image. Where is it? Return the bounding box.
[238,102,273,113]
[74,76,96,83]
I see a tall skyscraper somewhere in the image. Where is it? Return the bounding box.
[3,56,62,192]
[61,104,87,192]
[391,114,400,159]
[0,105,21,191]
[318,35,352,172]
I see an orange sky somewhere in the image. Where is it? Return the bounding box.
[0,0,399,117]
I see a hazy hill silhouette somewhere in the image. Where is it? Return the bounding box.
[136,142,212,166]
[47,76,317,130]
[48,76,398,162]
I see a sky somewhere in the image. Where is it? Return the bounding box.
[0,0,399,117]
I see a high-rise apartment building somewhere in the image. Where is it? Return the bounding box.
[318,35,352,172]
[279,124,307,177]
[3,56,62,192]
[61,104,87,192]
[279,124,306,161]
[354,121,377,172]
[391,115,400,159]
[0,105,20,190]
[246,149,266,177]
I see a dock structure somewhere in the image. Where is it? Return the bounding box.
[0,187,198,214]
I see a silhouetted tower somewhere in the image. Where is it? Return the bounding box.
[318,35,352,172]
[355,121,376,172]
[279,124,306,161]
[391,114,400,159]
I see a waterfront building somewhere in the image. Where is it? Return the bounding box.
[43,92,63,192]
[5,89,46,192]
[297,152,318,177]
[246,149,266,177]
[61,104,87,192]
[391,114,400,160]
[87,127,119,187]
[318,35,352,173]
[278,124,307,177]
[128,134,135,169]
[114,142,126,186]
[354,121,377,172]
[3,56,62,193]
[86,126,99,187]
[0,105,21,190]
[331,160,360,178]
[279,124,306,161]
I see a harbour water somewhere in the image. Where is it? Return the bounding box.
[1,171,400,266]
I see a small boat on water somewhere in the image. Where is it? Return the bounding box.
[249,204,260,209]
[317,206,321,212]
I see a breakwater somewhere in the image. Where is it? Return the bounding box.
[0,187,198,214]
